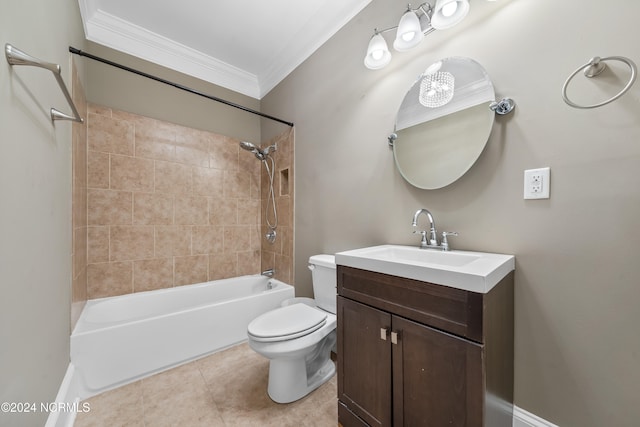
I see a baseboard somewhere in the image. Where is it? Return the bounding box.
[513,405,559,427]
[44,363,83,427]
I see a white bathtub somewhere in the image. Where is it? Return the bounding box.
[71,275,294,399]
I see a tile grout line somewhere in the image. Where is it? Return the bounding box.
[195,360,227,426]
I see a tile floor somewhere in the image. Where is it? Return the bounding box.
[74,343,337,426]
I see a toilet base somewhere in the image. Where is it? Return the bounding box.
[267,357,335,404]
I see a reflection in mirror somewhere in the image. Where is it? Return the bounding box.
[393,57,495,190]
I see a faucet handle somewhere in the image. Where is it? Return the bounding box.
[413,230,429,248]
[441,231,458,251]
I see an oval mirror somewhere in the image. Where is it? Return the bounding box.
[392,57,495,189]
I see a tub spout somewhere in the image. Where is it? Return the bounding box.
[261,268,275,277]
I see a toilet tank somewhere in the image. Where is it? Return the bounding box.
[308,254,337,314]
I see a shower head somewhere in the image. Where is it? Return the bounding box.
[239,141,264,160]
[239,141,271,160]
[240,141,258,152]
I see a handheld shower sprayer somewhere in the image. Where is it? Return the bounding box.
[240,141,264,160]
[239,141,277,161]
[239,141,279,243]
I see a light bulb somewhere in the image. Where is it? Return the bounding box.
[402,31,416,42]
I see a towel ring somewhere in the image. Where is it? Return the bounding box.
[562,56,637,109]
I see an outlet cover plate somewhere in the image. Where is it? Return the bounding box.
[524,167,550,199]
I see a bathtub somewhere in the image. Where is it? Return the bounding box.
[71,275,294,399]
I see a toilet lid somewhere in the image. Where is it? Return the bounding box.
[248,303,327,342]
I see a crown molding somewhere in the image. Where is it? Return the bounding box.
[82,10,261,99]
[257,0,372,97]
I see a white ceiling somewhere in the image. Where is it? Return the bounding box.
[77,0,372,99]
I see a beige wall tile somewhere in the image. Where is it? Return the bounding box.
[110,225,154,261]
[223,226,251,253]
[280,226,293,258]
[87,261,133,298]
[88,226,109,263]
[155,160,192,194]
[175,127,211,167]
[224,170,251,198]
[72,267,87,304]
[88,189,132,225]
[133,258,173,292]
[249,225,261,252]
[88,113,134,155]
[237,250,260,276]
[81,108,294,299]
[209,252,237,281]
[275,254,292,284]
[135,120,176,162]
[87,104,112,117]
[210,136,239,171]
[261,253,275,279]
[133,193,173,225]
[87,151,109,189]
[237,198,260,225]
[276,196,291,227]
[174,195,209,225]
[192,167,224,197]
[155,225,192,257]
[209,198,237,225]
[192,226,224,255]
[174,255,208,286]
[73,227,87,279]
[110,155,154,192]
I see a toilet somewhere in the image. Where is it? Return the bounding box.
[247,254,337,403]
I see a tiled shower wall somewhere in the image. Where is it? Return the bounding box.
[260,130,294,283]
[83,103,294,299]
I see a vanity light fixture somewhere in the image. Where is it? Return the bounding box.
[364,0,470,70]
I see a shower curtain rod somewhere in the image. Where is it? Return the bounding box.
[69,46,294,127]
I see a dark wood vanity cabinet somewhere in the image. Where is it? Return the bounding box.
[336,266,514,427]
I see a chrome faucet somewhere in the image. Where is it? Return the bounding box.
[262,268,275,289]
[412,209,438,248]
[412,209,458,251]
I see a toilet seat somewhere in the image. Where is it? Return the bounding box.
[248,304,327,343]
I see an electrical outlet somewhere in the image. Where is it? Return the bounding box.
[524,167,550,199]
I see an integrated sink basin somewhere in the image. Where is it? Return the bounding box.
[335,245,514,293]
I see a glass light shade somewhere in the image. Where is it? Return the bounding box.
[364,33,392,70]
[419,71,455,108]
[393,10,424,52]
[431,0,470,30]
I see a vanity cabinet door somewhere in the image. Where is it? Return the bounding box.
[392,316,484,427]
[338,296,392,427]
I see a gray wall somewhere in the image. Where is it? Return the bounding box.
[0,0,85,426]
[262,0,640,425]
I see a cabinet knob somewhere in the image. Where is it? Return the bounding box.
[380,328,389,340]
